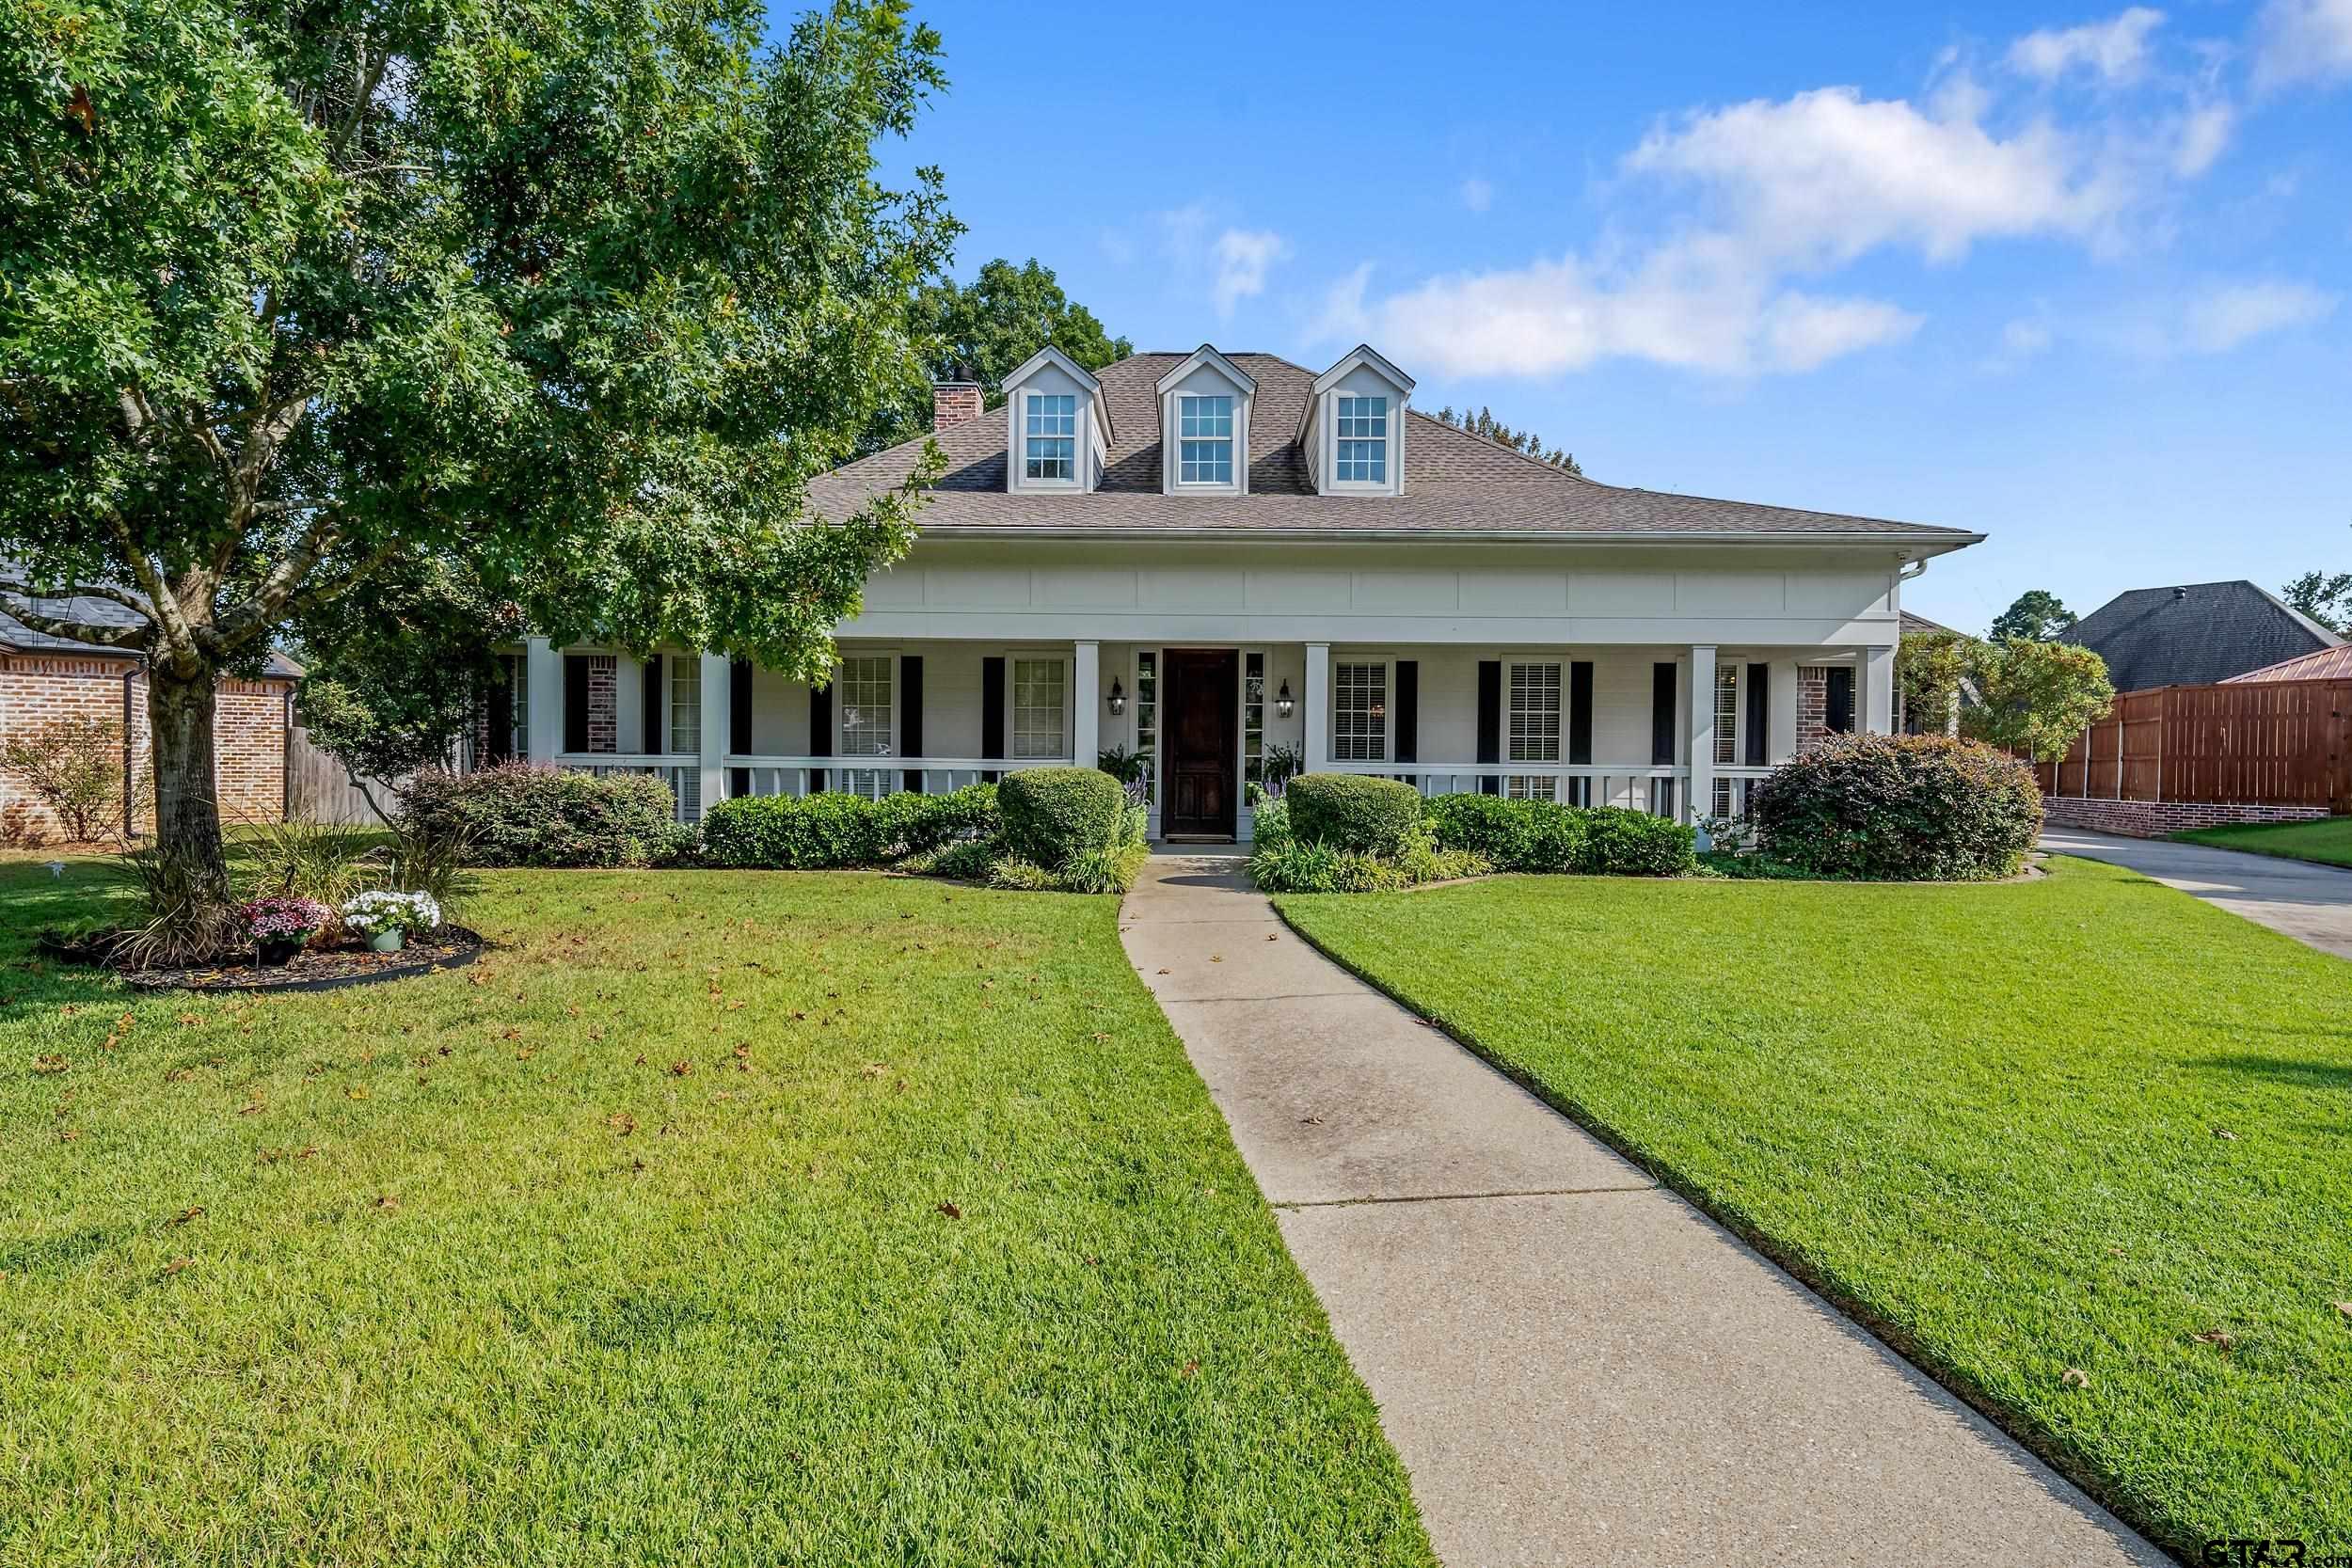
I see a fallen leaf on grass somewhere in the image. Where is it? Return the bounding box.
[237,1098,266,1116]
[32,1054,66,1073]
[607,1112,637,1135]
[937,1201,961,1220]
[2333,1302,2352,1321]
[2060,1368,2090,1389]
[163,1257,192,1276]
[2191,1329,2237,1350]
[57,1128,80,1143]
[1181,1359,1200,1378]
[2213,1128,2239,1141]
[373,1195,399,1212]
[172,1206,204,1225]
[667,1060,691,1077]
[345,1086,370,1101]
[860,1063,887,1079]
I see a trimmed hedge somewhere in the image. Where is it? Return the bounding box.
[1424,793,1695,877]
[400,764,688,869]
[1285,773,1423,856]
[1745,733,2042,880]
[998,767,1126,869]
[700,784,996,870]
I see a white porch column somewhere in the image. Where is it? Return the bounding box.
[1862,644,1896,736]
[1073,641,1100,767]
[525,636,561,762]
[1303,642,1330,774]
[697,651,729,817]
[1688,644,1717,829]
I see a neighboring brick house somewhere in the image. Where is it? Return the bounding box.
[0,579,298,845]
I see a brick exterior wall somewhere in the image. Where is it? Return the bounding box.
[1796,665,1832,753]
[2041,798,2330,837]
[0,651,292,844]
[932,382,983,432]
[586,654,617,753]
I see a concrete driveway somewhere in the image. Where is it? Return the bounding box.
[2041,827,2352,959]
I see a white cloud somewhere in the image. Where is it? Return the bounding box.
[2171,102,2234,174]
[1209,228,1287,317]
[1459,177,1494,214]
[2001,318,2055,357]
[2253,0,2352,87]
[2181,280,2339,350]
[2007,8,2167,83]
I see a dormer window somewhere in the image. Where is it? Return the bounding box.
[1335,395,1388,483]
[1024,393,1076,482]
[1177,395,1234,484]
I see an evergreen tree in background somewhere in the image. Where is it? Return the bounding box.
[1430,405,1584,475]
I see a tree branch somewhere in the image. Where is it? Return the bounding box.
[0,584,151,649]
[206,513,355,651]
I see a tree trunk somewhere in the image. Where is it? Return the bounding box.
[147,660,230,906]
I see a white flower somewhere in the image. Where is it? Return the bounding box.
[341,889,442,935]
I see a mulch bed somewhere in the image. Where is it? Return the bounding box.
[37,927,486,994]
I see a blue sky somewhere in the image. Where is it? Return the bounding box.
[854,0,2350,633]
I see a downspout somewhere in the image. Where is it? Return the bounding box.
[121,660,137,842]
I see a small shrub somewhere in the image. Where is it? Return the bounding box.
[1580,807,1697,877]
[903,832,1004,882]
[239,816,381,909]
[699,784,997,870]
[0,715,125,842]
[998,767,1125,869]
[1285,774,1423,856]
[400,763,679,869]
[1251,823,1487,893]
[1746,732,2042,881]
[1424,795,1687,876]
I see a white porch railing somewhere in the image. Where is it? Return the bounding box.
[1320,762,1689,818]
[723,754,1071,800]
[553,752,701,821]
[1710,765,1775,820]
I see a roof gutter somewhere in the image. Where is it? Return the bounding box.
[915,524,1988,549]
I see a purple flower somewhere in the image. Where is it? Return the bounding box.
[240,896,329,942]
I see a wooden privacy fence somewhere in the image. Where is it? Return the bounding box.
[284,722,405,825]
[2032,678,2352,813]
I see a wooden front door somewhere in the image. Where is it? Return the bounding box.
[1163,649,1238,839]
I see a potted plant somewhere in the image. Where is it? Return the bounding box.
[340,890,442,954]
[240,896,329,966]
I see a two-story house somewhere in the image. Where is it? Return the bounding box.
[499,342,1982,841]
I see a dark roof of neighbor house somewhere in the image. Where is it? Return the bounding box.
[0,563,301,677]
[1899,610,1965,637]
[811,351,1982,545]
[2222,643,2352,682]
[2062,580,2342,693]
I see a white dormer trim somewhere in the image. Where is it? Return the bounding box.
[1304,343,1413,498]
[1157,344,1255,498]
[1002,346,1113,495]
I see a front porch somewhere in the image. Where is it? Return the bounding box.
[506,634,1897,838]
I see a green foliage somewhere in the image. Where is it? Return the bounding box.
[1896,628,1973,734]
[866,257,1131,444]
[400,764,683,869]
[1427,405,1583,474]
[1249,824,1486,894]
[1963,638,2116,762]
[986,838,1151,895]
[698,784,996,869]
[1423,794,1694,876]
[1284,774,1423,857]
[1259,742,1305,792]
[997,767,1126,869]
[236,816,381,908]
[1095,744,1148,785]
[1747,734,2043,880]
[0,0,961,893]
[2281,566,2352,637]
[0,714,124,842]
[1986,589,2078,642]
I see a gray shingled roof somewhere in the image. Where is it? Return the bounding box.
[2063,580,2342,692]
[812,352,1981,543]
[1,562,301,676]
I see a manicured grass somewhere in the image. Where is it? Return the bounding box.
[1275,860,2352,1556]
[1,856,1433,1567]
[2176,816,2352,869]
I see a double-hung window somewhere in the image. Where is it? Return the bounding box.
[1177,395,1233,485]
[1506,661,1561,800]
[837,654,893,799]
[1025,394,1075,482]
[668,659,701,757]
[1011,657,1067,759]
[1335,395,1388,483]
[1333,661,1388,763]
[1711,664,1740,817]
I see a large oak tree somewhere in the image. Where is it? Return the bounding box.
[1,0,958,904]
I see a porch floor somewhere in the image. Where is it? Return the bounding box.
[1118,857,2161,1568]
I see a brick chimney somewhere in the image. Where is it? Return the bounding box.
[931,379,983,433]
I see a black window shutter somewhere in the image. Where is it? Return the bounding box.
[1652,663,1677,766]
[808,680,831,793]
[1745,663,1770,766]
[1393,661,1419,764]
[640,655,663,755]
[1477,659,1502,794]
[563,655,589,753]
[1568,661,1594,766]
[980,657,1005,784]
[728,658,752,798]
[485,671,514,765]
[1827,667,1856,734]
[899,656,925,794]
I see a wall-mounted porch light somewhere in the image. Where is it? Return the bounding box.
[1274,679,1295,719]
[1106,677,1126,716]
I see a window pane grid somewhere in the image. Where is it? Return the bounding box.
[1025,393,1075,481]
[1177,395,1233,484]
[1335,395,1387,482]
[1508,662,1561,764]
[668,659,700,756]
[1244,652,1265,784]
[838,656,892,759]
[1334,661,1387,763]
[1714,665,1739,766]
[1135,652,1157,806]
[1012,657,1066,759]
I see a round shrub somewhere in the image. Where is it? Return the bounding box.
[1746,733,2042,881]
[699,784,1000,870]
[998,767,1126,869]
[1578,807,1695,877]
[1426,794,1593,872]
[400,763,680,868]
[1285,773,1423,856]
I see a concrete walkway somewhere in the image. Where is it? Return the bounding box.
[2043,827,2352,959]
[1121,849,2164,1568]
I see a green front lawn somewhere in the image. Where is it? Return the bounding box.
[2175,816,2352,868]
[1275,860,2352,1556]
[1,858,1433,1567]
